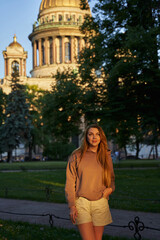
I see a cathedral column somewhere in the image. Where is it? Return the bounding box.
[32,42,34,69]
[6,58,9,76]
[4,59,7,76]
[79,37,83,51]
[33,40,37,68]
[71,36,74,63]
[24,60,26,76]
[8,60,11,76]
[20,59,23,76]
[45,38,49,65]
[38,39,42,66]
[52,37,56,64]
[61,36,65,63]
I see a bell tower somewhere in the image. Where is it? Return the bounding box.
[3,35,28,80]
[1,35,28,93]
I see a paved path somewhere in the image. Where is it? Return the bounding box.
[0,198,159,240]
[0,167,159,173]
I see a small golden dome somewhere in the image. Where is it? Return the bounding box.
[40,0,81,11]
[9,35,22,48]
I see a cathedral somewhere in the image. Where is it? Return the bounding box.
[0,0,91,160]
[1,0,91,93]
[1,1,155,160]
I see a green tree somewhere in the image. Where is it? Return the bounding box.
[0,67,32,162]
[0,88,7,157]
[25,84,45,161]
[0,88,6,127]
[42,68,83,159]
[79,0,160,158]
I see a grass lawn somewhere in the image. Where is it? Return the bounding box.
[0,219,148,240]
[110,169,160,212]
[0,168,159,213]
[0,170,66,203]
[114,159,160,168]
[0,161,67,171]
[0,159,160,171]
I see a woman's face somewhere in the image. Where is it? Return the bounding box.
[87,127,101,148]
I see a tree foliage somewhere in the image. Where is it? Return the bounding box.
[0,88,6,127]
[41,68,83,159]
[43,68,83,140]
[79,0,160,157]
[0,67,32,162]
[0,88,7,155]
[25,84,45,160]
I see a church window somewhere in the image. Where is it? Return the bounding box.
[78,15,82,23]
[66,14,70,21]
[52,15,55,22]
[36,41,39,66]
[49,38,53,64]
[6,59,8,76]
[41,39,45,65]
[59,15,62,22]
[65,42,71,62]
[12,61,19,74]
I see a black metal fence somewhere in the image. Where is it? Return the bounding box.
[0,186,160,239]
[0,209,159,240]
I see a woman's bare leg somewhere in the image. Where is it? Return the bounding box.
[93,226,104,240]
[78,222,96,240]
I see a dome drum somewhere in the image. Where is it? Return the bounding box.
[32,18,82,34]
[30,35,85,78]
[29,0,90,78]
[33,6,89,34]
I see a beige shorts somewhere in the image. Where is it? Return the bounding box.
[75,197,112,226]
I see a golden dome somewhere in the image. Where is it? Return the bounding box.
[9,35,22,48]
[40,0,81,11]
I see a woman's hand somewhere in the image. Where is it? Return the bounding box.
[69,206,78,224]
[103,187,112,200]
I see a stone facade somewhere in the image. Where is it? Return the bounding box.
[2,35,28,94]
[1,0,91,93]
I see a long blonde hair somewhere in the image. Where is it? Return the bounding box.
[78,124,111,187]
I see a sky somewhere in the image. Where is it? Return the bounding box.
[0,0,95,79]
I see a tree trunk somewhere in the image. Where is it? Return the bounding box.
[136,140,140,159]
[28,142,33,161]
[152,126,159,159]
[7,150,12,163]
[155,141,158,160]
[124,146,127,159]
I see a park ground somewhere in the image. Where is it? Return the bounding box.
[0,160,160,239]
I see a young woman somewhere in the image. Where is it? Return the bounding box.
[65,124,115,240]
